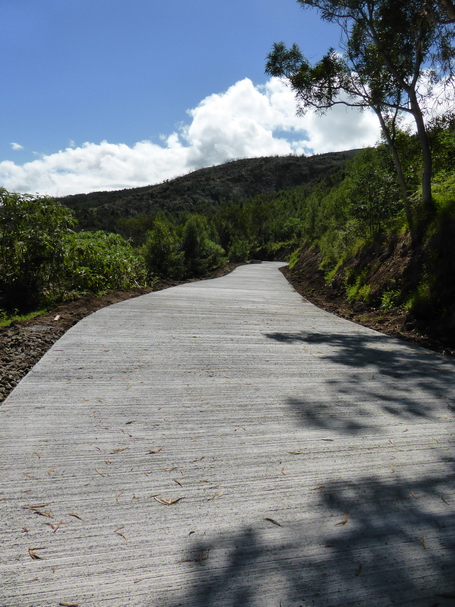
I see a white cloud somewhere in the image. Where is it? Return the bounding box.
[0,78,382,197]
[10,142,24,151]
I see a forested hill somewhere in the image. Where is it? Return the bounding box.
[57,151,358,230]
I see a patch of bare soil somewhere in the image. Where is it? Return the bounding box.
[281,246,455,358]
[0,264,240,404]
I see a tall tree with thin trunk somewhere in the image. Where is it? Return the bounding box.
[266,0,455,232]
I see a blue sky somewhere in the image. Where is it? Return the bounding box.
[0,0,381,196]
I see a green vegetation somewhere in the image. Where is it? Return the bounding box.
[0,189,148,315]
[2,110,455,337]
[266,0,455,231]
[0,309,47,328]
[56,153,357,232]
[141,213,226,281]
[0,189,76,312]
[62,231,148,295]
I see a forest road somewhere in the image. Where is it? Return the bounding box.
[1,261,454,607]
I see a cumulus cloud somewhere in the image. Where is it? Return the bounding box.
[0,78,382,197]
[10,142,24,151]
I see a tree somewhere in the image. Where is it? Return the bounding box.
[428,0,455,24]
[266,0,455,232]
[0,190,76,311]
[343,147,401,235]
[63,231,148,293]
[142,216,184,280]
[181,215,226,277]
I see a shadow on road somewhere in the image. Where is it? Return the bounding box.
[266,330,455,433]
[165,330,455,606]
[171,470,455,606]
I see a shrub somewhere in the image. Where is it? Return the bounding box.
[63,231,148,294]
[181,215,227,277]
[228,238,251,262]
[0,189,76,311]
[142,219,184,280]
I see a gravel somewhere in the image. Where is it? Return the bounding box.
[0,323,66,402]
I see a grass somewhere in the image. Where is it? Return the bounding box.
[0,309,47,328]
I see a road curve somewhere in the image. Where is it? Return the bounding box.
[1,262,455,607]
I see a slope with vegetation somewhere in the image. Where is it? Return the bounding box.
[264,0,455,353]
[56,153,356,232]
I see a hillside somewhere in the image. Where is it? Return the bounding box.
[57,151,358,230]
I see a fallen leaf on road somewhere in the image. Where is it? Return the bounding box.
[154,496,184,506]
[111,447,129,454]
[264,517,282,526]
[335,513,349,526]
[28,547,46,559]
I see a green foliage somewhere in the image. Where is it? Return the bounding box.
[381,289,401,311]
[181,215,227,276]
[116,214,156,246]
[63,231,148,294]
[142,213,227,280]
[142,217,185,280]
[0,189,149,313]
[57,153,357,232]
[345,268,371,304]
[343,148,402,235]
[288,248,302,270]
[228,238,251,263]
[0,309,47,328]
[267,0,455,221]
[0,190,76,311]
[404,280,433,318]
[432,172,455,217]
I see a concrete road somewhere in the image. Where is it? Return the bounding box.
[1,262,454,607]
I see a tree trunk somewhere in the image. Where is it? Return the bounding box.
[409,92,436,220]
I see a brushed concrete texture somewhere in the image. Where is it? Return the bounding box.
[1,262,454,607]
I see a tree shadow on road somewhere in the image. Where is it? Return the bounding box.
[171,468,455,606]
[165,330,455,606]
[265,330,455,433]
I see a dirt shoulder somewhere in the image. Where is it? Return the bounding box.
[281,250,455,357]
[1,260,452,406]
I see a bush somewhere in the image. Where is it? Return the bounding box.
[228,238,251,262]
[181,215,227,277]
[63,231,148,294]
[0,190,76,311]
[142,219,185,280]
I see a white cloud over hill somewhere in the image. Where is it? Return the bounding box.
[0,78,381,197]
